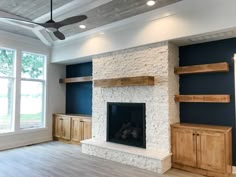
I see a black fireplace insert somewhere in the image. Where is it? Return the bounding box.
[107,102,146,148]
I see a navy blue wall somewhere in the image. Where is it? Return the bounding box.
[179,38,236,165]
[66,62,92,115]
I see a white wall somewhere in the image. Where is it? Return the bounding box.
[51,0,236,63]
[0,30,66,150]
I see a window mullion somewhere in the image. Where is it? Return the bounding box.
[14,50,22,132]
[21,78,45,82]
[0,76,15,79]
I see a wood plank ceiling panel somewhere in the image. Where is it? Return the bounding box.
[60,0,181,38]
[0,0,73,20]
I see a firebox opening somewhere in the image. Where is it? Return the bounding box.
[107,102,146,148]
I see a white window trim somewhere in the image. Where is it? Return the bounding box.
[0,47,47,133]
[19,51,47,130]
[0,47,16,133]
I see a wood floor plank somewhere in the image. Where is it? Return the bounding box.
[0,141,234,177]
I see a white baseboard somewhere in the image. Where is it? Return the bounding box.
[233,166,236,174]
[0,136,52,151]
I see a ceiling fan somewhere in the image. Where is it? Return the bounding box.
[0,0,87,40]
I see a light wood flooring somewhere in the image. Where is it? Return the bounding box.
[0,141,234,177]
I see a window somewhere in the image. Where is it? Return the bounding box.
[0,47,46,133]
[0,48,15,132]
[20,52,46,129]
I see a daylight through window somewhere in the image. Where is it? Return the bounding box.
[0,48,15,132]
[0,48,46,133]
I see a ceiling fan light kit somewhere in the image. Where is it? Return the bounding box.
[0,0,87,40]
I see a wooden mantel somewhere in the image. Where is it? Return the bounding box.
[94,76,155,87]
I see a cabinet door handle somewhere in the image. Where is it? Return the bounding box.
[193,132,196,152]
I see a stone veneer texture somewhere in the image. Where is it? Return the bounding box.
[82,142,171,173]
[92,41,179,153]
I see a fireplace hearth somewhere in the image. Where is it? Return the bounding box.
[107,102,146,148]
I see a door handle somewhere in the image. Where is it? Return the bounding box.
[193,133,196,152]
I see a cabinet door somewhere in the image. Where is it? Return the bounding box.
[172,127,197,167]
[71,118,82,142]
[54,116,62,138]
[61,117,71,140]
[82,120,92,140]
[197,130,225,173]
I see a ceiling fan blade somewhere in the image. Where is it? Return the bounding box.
[53,30,65,40]
[57,15,87,27]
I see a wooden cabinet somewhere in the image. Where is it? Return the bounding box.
[172,128,197,167]
[197,130,226,173]
[70,118,92,143]
[53,114,92,144]
[71,117,82,142]
[171,123,232,177]
[61,116,71,140]
[54,115,63,138]
[81,119,92,140]
[53,115,71,140]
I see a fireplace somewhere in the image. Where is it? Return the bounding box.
[107,102,146,148]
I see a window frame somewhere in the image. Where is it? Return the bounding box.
[0,47,16,133]
[0,46,47,134]
[20,51,47,130]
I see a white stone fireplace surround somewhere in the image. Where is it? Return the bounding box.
[82,42,179,174]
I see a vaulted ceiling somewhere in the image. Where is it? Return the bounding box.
[0,0,181,44]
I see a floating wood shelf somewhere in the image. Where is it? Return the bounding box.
[174,62,229,75]
[59,76,93,83]
[94,76,155,87]
[175,95,230,103]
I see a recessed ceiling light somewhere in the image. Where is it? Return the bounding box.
[79,25,86,29]
[146,0,156,6]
